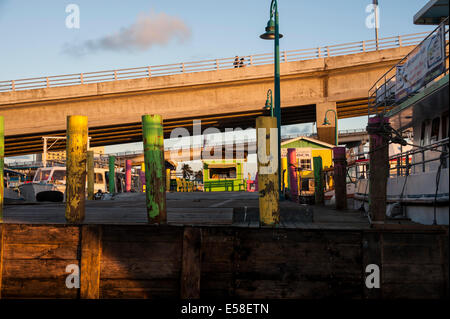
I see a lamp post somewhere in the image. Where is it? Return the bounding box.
[260,0,283,199]
[264,89,274,117]
[322,109,338,146]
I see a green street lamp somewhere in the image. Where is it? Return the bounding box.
[260,0,283,199]
[322,109,338,146]
[264,89,274,117]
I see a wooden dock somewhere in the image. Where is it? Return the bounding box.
[0,192,448,299]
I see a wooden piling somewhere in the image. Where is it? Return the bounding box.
[125,160,132,192]
[87,151,94,200]
[108,156,115,194]
[0,116,4,221]
[142,114,166,224]
[180,227,202,299]
[287,148,298,202]
[166,168,171,192]
[368,116,389,223]
[314,156,324,205]
[281,157,288,192]
[66,115,88,223]
[256,116,279,226]
[333,147,347,210]
[140,163,146,192]
[80,225,102,299]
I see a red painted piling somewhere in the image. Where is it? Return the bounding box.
[333,146,347,210]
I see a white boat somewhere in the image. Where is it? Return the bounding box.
[18,166,109,202]
[354,14,449,225]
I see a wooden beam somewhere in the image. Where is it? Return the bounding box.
[80,225,102,299]
[362,231,382,299]
[180,227,202,299]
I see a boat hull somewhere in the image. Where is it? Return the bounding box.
[354,168,449,225]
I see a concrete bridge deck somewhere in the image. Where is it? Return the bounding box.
[1,45,416,156]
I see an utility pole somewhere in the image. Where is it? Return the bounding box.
[374,0,379,50]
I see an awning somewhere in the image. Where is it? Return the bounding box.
[414,0,449,25]
[207,163,236,169]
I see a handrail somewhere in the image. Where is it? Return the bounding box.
[368,18,449,116]
[0,32,429,93]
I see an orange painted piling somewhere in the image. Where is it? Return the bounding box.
[125,160,132,192]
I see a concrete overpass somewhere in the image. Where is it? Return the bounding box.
[0,33,426,157]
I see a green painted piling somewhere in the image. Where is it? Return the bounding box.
[108,156,115,194]
[313,156,324,205]
[87,150,94,200]
[142,114,166,224]
[65,115,88,223]
[0,116,4,221]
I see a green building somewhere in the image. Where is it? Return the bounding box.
[202,159,245,191]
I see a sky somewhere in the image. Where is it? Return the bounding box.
[0,0,436,158]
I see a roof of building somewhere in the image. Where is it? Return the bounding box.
[281,136,335,149]
[414,0,449,25]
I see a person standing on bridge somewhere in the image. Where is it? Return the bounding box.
[239,57,246,68]
[233,56,240,68]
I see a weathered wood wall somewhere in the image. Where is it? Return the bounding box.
[0,223,447,299]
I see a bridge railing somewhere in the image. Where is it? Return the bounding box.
[0,32,429,93]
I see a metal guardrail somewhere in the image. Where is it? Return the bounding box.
[0,32,428,93]
[368,18,449,116]
[390,138,449,177]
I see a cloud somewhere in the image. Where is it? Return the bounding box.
[63,11,191,56]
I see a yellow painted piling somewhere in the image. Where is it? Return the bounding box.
[256,116,279,226]
[281,157,288,192]
[87,150,94,200]
[66,115,88,223]
[166,168,171,192]
[141,163,146,192]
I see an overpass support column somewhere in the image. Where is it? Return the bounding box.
[367,116,389,223]
[287,148,298,202]
[256,116,279,226]
[333,147,347,210]
[66,115,88,223]
[142,114,166,224]
[316,102,337,145]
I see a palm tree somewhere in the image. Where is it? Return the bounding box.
[181,164,193,180]
[194,170,203,182]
